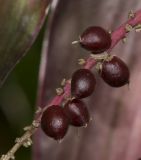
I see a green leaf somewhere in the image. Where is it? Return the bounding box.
[0,0,50,86]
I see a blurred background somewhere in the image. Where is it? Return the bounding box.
[0,24,45,159]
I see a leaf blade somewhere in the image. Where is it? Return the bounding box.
[0,0,51,86]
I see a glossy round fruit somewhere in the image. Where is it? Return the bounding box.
[71,69,96,99]
[64,99,90,127]
[41,105,69,140]
[100,56,130,87]
[79,26,111,53]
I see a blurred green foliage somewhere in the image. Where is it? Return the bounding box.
[0,22,45,159]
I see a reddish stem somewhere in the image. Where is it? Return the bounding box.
[49,82,71,106]
[110,10,141,49]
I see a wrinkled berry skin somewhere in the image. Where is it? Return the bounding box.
[71,69,96,99]
[64,99,90,127]
[100,56,130,87]
[41,105,69,140]
[79,26,111,53]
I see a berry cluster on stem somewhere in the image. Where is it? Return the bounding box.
[1,9,141,160]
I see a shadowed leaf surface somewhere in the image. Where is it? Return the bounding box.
[35,0,141,160]
[0,0,50,86]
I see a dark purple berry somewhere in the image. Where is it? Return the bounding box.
[71,69,96,99]
[100,56,130,87]
[64,99,90,127]
[41,105,69,140]
[79,26,111,53]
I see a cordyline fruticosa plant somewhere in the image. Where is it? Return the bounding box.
[0,0,141,160]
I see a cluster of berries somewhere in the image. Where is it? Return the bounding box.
[41,26,130,141]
